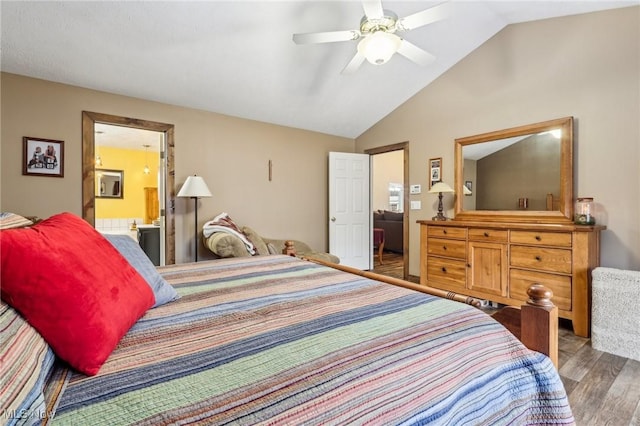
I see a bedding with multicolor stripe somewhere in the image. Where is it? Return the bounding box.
[46,255,574,425]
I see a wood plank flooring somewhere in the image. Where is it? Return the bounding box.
[373,251,640,425]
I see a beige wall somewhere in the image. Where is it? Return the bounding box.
[372,150,404,212]
[356,7,640,273]
[1,73,354,263]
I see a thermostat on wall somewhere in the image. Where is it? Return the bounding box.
[410,184,421,194]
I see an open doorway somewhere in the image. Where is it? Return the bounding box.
[81,111,176,264]
[365,142,409,280]
[95,124,165,264]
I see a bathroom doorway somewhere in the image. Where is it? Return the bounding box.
[81,111,176,264]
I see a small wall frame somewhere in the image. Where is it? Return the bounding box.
[23,137,64,177]
[429,157,442,189]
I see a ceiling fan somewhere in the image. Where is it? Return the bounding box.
[293,0,449,74]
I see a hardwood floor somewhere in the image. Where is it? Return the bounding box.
[372,252,412,281]
[373,251,640,425]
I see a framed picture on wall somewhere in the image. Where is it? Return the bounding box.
[22,137,64,177]
[428,157,442,189]
[465,180,473,195]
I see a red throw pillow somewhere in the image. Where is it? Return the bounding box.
[0,212,154,375]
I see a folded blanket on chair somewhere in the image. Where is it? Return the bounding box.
[202,212,256,255]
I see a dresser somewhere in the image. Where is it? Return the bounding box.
[418,220,604,337]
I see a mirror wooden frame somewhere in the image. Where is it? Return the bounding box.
[96,169,124,199]
[454,116,573,223]
[82,111,176,264]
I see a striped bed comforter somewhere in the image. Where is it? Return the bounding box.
[47,255,573,425]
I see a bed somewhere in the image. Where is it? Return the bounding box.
[1,213,574,425]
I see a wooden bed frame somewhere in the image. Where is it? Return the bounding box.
[303,255,559,368]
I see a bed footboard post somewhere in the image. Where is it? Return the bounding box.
[521,285,558,368]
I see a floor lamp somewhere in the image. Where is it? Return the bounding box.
[177,175,212,261]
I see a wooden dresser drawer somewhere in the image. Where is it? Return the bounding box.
[468,229,508,243]
[510,246,572,274]
[510,231,571,247]
[427,226,467,239]
[426,256,467,291]
[427,238,467,259]
[509,269,572,311]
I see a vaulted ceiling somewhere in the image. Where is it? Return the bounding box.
[2,1,637,139]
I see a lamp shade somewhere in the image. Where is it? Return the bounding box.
[177,175,212,198]
[429,181,454,194]
[357,31,401,65]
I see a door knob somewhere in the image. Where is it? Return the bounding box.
[330,217,336,222]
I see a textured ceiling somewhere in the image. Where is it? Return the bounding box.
[2,1,637,139]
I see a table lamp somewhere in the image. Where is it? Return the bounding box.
[429,181,454,221]
[177,175,212,261]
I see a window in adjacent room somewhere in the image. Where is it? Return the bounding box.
[389,183,403,212]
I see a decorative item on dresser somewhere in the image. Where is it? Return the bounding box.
[419,116,605,337]
[428,181,454,221]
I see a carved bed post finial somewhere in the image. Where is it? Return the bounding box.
[527,284,554,307]
[282,240,296,257]
[522,284,559,369]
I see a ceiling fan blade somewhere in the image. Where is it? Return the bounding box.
[341,52,366,75]
[362,0,384,20]
[397,39,436,66]
[293,30,359,45]
[397,2,450,32]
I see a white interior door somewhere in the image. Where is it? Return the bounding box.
[329,152,371,270]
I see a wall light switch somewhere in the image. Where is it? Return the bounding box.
[410,184,421,194]
[410,200,421,210]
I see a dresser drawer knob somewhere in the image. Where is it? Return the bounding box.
[484,232,489,237]
[535,235,542,241]
[442,246,447,250]
[535,256,542,261]
[443,230,447,235]
[441,267,447,273]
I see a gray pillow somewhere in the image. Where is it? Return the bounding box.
[103,234,179,307]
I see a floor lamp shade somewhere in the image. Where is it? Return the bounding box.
[177,175,212,198]
[177,175,212,261]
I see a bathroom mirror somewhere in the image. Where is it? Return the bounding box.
[96,169,124,199]
[454,117,573,223]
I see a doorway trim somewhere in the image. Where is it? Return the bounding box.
[365,141,409,280]
[81,111,176,264]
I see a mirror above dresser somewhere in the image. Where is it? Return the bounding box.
[418,116,605,338]
[454,117,573,223]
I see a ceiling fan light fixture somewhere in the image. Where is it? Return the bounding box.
[357,31,401,65]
